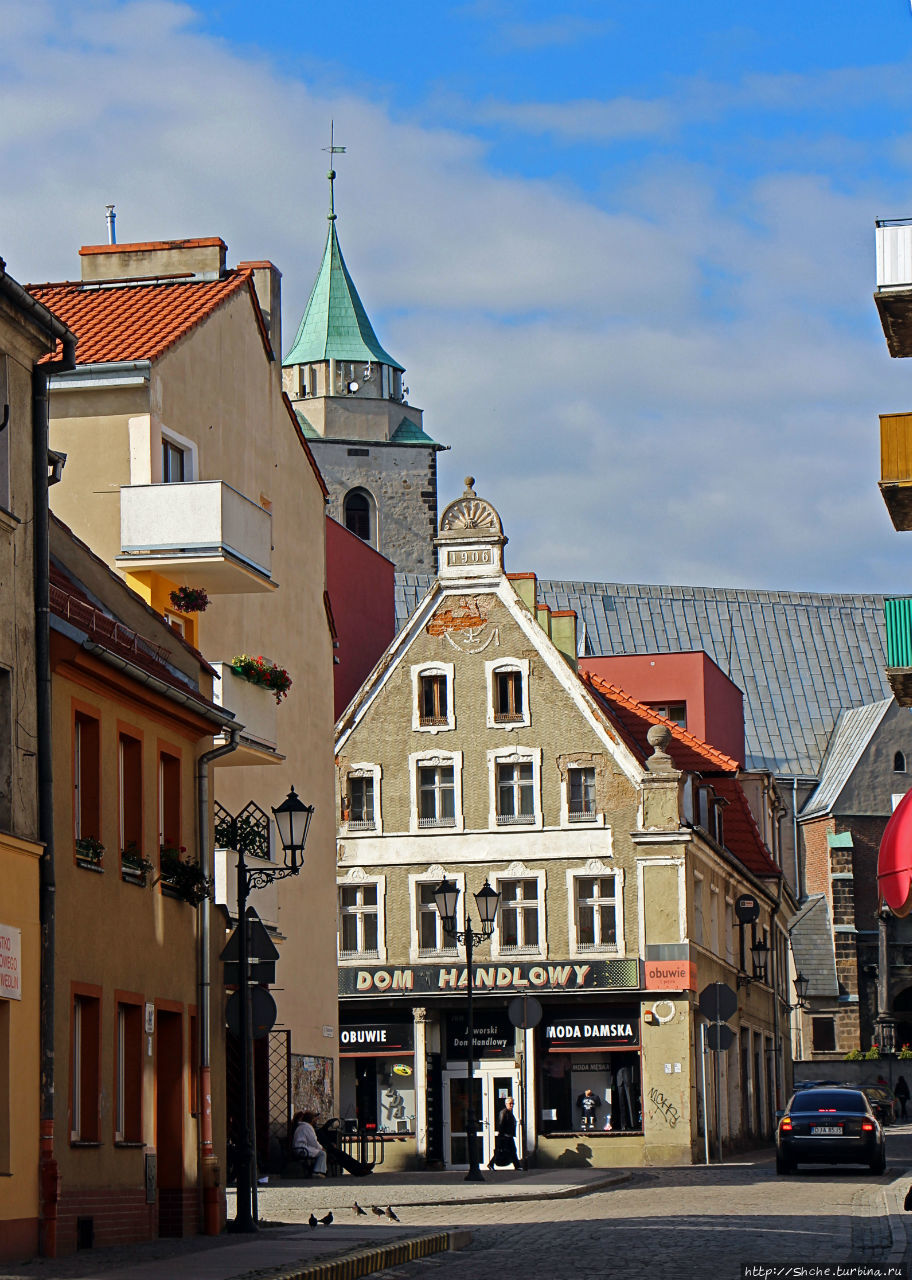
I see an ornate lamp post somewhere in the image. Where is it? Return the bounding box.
[231,787,314,1233]
[433,877,500,1183]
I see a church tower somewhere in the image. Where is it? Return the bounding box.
[282,156,443,573]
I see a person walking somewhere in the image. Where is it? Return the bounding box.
[896,1075,910,1120]
[291,1110,328,1176]
[487,1096,522,1170]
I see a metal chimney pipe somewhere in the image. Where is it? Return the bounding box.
[105,204,116,245]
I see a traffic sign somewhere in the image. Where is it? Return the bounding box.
[220,907,280,964]
[508,994,543,1029]
[705,1023,736,1052]
[226,987,277,1040]
[223,959,276,988]
[698,982,737,1024]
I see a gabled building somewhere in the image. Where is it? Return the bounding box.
[28,235,339,1169]
[335,481,791,1171]
[283,176,444,574]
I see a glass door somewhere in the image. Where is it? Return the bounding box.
[443,1071,484,1167]
[488,1072,522,1165]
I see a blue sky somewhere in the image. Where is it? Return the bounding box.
[4,0,912,591]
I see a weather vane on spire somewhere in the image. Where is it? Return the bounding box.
[323,121,346,222]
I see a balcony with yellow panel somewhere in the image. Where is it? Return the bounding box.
[879,412,912,530]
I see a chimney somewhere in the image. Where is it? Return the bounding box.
[238,261,283,362]
[105,205,117,245]
[79,237,228,283]
[551,610,578,671]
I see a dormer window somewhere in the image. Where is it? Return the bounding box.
[486,659,531,730]
[411,663,455,733]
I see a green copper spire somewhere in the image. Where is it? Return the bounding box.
[283,134,405,372]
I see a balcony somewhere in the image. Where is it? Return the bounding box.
[116,481,276,594]
[210,662,284,766]
[884,597,912,705]
[875,220,912,357]
[879,414,912,530]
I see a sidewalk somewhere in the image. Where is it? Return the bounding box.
[0,1168,628,1280]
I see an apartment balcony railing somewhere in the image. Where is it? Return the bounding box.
[116,481,275,594]
[211,662,283,766]
[884,596,912,706]
[875,219,912,357]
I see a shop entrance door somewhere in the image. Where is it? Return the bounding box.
[442,1067,520,1168]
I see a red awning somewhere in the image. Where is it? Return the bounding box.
[878,788,912,916]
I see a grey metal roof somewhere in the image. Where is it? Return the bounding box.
[395,576,890,777]
[800,699,894,821]
[787,894,840,998]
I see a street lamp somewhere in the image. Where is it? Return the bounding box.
[230,787,314,1233]
[433,877,500,1183]
[793,972,810,1009]
[750,936,769,982]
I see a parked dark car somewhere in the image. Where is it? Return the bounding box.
[776,1087,886,1174]
[862,1085,897,1127]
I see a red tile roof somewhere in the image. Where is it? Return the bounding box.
[581,670,779,878]
[582,671,740,773]
[28,270,256,365]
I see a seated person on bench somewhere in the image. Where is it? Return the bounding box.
[291,1110,327,1177]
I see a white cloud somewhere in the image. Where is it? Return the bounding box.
[1,0,909,593]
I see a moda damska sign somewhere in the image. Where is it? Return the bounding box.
[542,1007,640,1049]
[339,959,639,998]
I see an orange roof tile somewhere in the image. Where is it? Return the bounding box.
[582,670,740,773]
[28,270,255,365]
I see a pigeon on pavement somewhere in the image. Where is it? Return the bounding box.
[353,1202,367,1216]
[386,1206,400,1222]
[320,1210,334,1226]
[308,1213,318,1230]
[371,1205,385,1217]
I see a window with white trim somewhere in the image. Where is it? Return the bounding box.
[568,767,596,822]
[411,663,455,733]
[418,764,455,827]
[498,878,540,951]
[485,658,531,730]
[348,776,375,830]
[496,761,534,824]
[339,882,380,958]
[415,883,457,955]
[162,437,186,483]
[572,874,618,951]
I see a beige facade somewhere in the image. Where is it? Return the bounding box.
[31,240,338,1169]
[0,270,68,1263]
[335,483,791,1169]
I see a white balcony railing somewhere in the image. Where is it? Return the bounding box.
[211,663,278,757]
[876,219,912,290]
[117,481,274,593]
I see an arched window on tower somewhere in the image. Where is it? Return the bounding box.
[344,488,374,543]
[895,751,907,774]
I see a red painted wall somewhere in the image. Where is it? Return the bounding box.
[325,516,396,721]
[579,650,745,765]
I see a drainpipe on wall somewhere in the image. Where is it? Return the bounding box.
[196,728,240,1235]
[32,327,75,1258]
[792,777,803,901]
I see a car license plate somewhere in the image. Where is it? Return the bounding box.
[811,1126,841,1135]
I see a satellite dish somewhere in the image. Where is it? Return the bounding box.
[348,380,359,393]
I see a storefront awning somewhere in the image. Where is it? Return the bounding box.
[878,788,912,916]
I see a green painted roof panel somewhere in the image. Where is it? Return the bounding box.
[389,416,440,446]
[283,223,404,372]
[294,409,319,438]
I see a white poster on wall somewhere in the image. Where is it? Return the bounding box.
[0,924,22,1000]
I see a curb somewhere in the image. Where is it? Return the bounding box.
[243,1229,467,1280]
[355,1170,632,1209]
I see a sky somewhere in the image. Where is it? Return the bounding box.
[4,0,912,591]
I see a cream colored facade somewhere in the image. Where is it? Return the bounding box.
[39,242,338,1128]
[0,274,62,1262]
[334,483,792,1169]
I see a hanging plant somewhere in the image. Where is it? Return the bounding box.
[230,654,292,704]
[844,1049,864,1062]
[864,1043,882,1061]
[121,842,154,886]
[159,845,212,907]
[75,836,105,866]
[169,586,210,614]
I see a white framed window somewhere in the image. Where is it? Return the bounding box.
[158,424,196,482]
[693,872,705,947]
[337,868,386,962]
[493,863,547,958]
[487,746,542,829]
[409,865,462,960]
[410,662,455,734]
[559,760,606,828]
[566,861,624,956]
[485,658,531,730]
[342,764,382,835]
[409,751,464,834]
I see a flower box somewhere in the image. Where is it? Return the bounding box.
[212,662,278,752]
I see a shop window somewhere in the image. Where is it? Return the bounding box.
[812,1017,836,1053]
[339,882,380,958]
[115,1002,143,1143]
[74,711,101,843]
[119,732,143,858]
[568,767,596,822]
[418,764,455,828]
[496,761,534,825]
[572,875,618,951]
[71,992,101,1143]
[347,776,375,830]
[539,1050,641,1134]
[498,879,540,952]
